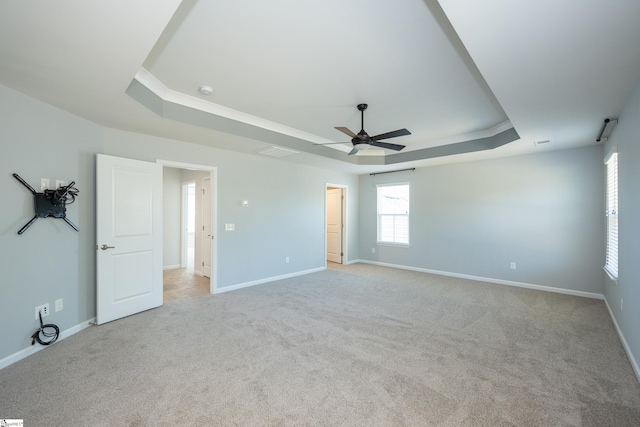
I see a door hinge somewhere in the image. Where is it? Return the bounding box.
[202,261,204,267]
[202,225,204,230]
[202,189,205,194]
[340,252,343,256]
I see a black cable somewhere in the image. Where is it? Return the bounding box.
[31,311,59,346]
[53,183,79,205]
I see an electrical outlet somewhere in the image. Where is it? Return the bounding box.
[35,303,50,320]
[40,178,50,191]
[55,298,63,312]
[372,247,376,253]
[510,262,516,270]
[285,256,290,264]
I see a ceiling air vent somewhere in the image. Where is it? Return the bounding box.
[533,139,551,147]
[257,146,299,158]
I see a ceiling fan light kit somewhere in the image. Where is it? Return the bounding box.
[315,103,411,155]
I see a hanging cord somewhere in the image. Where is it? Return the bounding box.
[52,181,79,205]
[31,311,59,346]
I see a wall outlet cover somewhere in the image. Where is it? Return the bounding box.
[35,303,50,320]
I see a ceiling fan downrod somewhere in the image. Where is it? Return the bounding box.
[357,103,368,136]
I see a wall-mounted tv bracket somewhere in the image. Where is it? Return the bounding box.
[13,173,80,235]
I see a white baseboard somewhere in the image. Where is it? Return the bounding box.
[163,264,181,270]
[0,317,95,371]
[214,267,326,294]
[603,298,640,383]
[355,259,604,300]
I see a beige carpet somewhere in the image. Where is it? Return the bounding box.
[1,263,639,426]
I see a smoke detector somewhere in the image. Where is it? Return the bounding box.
[198,86,214,96]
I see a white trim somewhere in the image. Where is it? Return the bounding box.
[213,267,325,294]
[603,266,618,284]
[355,259,604,300]
[157,159,217,171]
[392,121,514,153]
[376,242,410,248]
[376,181,410,188]
[163,264,181,270]
[135,67,339,147]
[604,145,618,164]
[376,183,410,245]
[604,298,640,383]
[0,318,95,371]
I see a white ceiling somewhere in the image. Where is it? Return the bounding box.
[1,0,639,174]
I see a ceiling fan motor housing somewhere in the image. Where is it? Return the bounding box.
[316,103,409,155]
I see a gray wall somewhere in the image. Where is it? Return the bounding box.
[103,129,360,288]
[0,84,103,359]
[163,166,183,268]
[604,76,640,375]
[359,146,605,294]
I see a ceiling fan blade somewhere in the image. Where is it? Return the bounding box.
[312,141,350,146]
[335,126,357,138]
[371,128,411,141]
[370,141,406,151]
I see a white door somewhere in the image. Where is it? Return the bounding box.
[326,188,343,264]
[202,176,211,278]
[96,154,163,325]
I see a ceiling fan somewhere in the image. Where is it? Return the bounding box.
[315,104,411,155]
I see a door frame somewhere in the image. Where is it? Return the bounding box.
[200,175,212,278]
[325,183,348,266]
[158,159,218,294]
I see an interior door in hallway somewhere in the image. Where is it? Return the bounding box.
[202,176,211,278]
[96,154,163,324]
[326,187,343,264]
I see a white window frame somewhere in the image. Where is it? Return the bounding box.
[376,183,410,246]
[604,147,618,281]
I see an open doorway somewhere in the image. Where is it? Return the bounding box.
[326,184,347,266]
[183,181,196,269]
[159,160,218,301]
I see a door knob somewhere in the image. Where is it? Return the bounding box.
[100,244,115,250]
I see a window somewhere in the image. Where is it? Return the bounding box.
[377,183,409,245]
[604,149,618,280]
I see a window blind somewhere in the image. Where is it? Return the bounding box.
[605,151,618,279]
[377,183,409,244]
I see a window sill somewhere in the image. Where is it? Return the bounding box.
[603,266,618,284]
[377,242,410,248]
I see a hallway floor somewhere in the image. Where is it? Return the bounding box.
[163,267,210,301]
